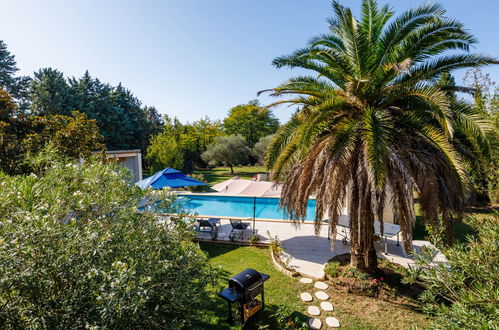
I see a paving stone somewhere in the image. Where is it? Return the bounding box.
[300,292,313,302]
[325,316,340,328]
[320,301,334,311]
[307,305,320,316]
[299,277,313,284]
[315,291,329,300]
[309,317,322,329]
[314,281,329,290]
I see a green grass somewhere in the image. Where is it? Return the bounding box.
[198,242,306,329]
[413,206,496,243]
[195,166,267,185]
[198,242,430,329]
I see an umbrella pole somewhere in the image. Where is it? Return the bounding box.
[253,196,256,234]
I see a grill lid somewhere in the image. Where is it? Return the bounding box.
[229,268,263,290]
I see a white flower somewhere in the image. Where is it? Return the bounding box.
[73,191,82,197]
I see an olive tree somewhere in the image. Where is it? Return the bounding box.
[201,135,250,173]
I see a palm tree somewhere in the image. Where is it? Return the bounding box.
[260,0,495,272]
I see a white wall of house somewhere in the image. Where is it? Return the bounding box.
[341,182,396,224]
[105,150,142,183]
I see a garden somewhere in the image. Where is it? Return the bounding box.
[0,0,498,328]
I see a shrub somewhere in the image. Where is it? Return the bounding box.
[248,234,260,244]
[406,215,499,329]
[324,261,340,277]
[267,231,282,255]
[272,305,308,330]
[0,150,217,329]
[186,173,209,192]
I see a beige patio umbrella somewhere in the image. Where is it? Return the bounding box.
[211,178,253,194]
[211,179,284,233]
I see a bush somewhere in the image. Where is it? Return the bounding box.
[324,261,340,277]
[248,233,260,244]
[406,215,499,329]
[0,150,217,329]
[186,173,209,192]
[272,305,308,330]
[267,231,282,255]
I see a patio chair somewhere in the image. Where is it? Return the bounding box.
[197,218,220,233]
[229,219,250,238]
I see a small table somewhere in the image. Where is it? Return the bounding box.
[331,217,401,255]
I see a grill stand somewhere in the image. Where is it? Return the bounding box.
[218,287,266,326]
[218,269,270,327]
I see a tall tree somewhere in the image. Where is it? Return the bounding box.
[67,71,162,152]
[0,40,30,108]
[0,87,30,174]
[223,100,279,146]
[29,68,72,115]
[261,0,496,272]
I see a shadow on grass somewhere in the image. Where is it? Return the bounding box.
[199,241,242,259]
[197,302,308,330]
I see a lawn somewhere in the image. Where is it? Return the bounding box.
[198,242,430,329]
[195,166,267,185]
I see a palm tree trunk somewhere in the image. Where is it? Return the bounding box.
[349,166,378,273]
[350,237,378,272]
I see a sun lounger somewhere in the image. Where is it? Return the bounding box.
[229,219,250,238]
[197,218,220,233]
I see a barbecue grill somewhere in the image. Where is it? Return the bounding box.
[218,268,270,325]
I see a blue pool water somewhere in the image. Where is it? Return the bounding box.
[176,194,317,220]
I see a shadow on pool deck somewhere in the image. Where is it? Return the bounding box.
[195,218,447,279]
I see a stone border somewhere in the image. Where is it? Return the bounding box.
[270,249,299,277]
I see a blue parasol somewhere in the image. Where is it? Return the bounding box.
[136,168,206,189]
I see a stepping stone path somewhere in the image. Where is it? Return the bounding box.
[298,278,340,328]
[314,281,329,290]
[320,301,334,311]
[325,316,340,328]
[308,306,321,316]
[309,318,322,329]
[300,292,313,302]
[315,291,330,300]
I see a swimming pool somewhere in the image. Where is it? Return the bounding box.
[176,194,317,221]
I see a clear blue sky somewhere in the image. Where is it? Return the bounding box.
[2,0,498,123]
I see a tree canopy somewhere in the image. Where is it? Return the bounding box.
[223,100,279,147]
[0,41,30,108]
[28,69,163,151]
[262,0,496,272]
[201,135,250,173]
[0,88,104,174]
[147,116,223,173]
[252,134,275,165]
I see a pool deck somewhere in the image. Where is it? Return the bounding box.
[195,218,448,279]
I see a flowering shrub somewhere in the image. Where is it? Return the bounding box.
[324,261,340,277]
[0,150,217,328]
[406,215,499,329]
